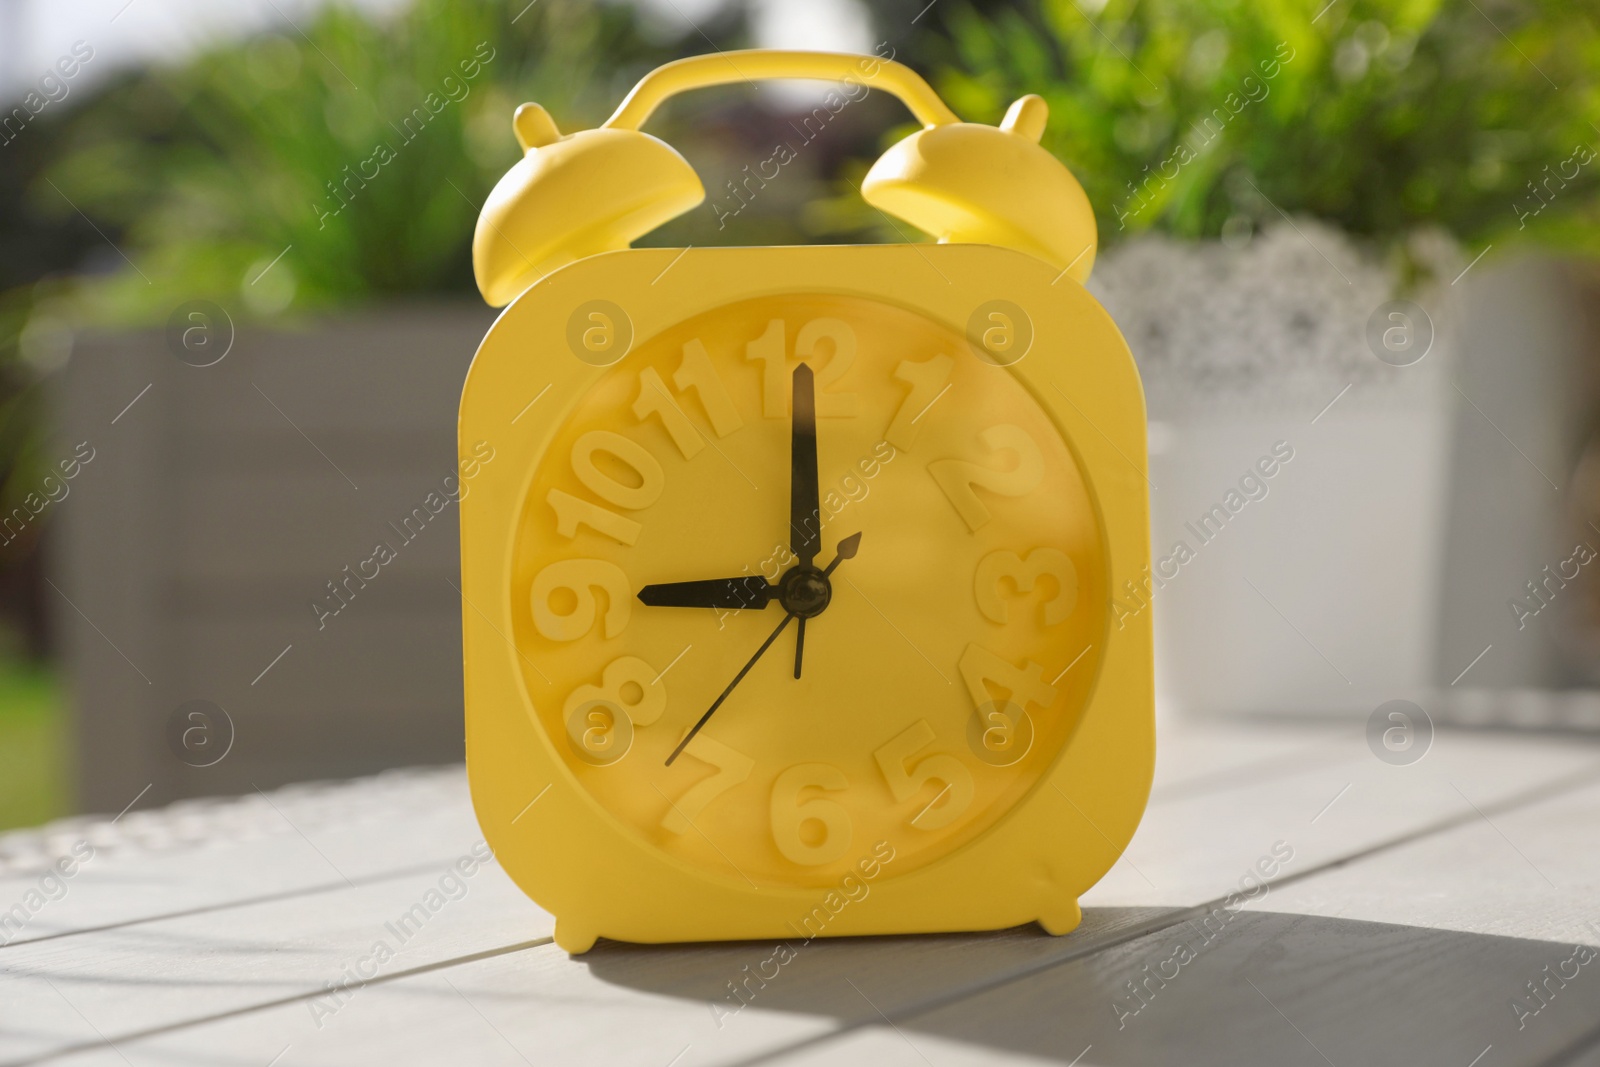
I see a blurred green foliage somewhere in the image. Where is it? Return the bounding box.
[27,0,1600,324]
[0,664,66,831]
[29,0,711,325]
[909,0,1600,253]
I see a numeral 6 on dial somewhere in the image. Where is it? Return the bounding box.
[771,763,852,866]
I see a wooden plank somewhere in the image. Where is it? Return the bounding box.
[19,727,1593,1067]
[758,762,1600,1067]
[0,850,552,1065]
[755,910,1600,1067]
[0,718,1326,944]
[0,768,477,944]
[1084,724,1600,909]
[0,720,1331,1065]
[1144,715,1348,805]
[1249,775,1600,945]
[3,909,1165,1067]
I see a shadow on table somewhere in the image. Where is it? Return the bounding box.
[580,907,1600,1066]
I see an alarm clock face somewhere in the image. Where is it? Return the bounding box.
[511,293,1108,887]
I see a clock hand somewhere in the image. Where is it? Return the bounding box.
[790,362,820,677]
[666,611,795,767]
[638,576,775,610]
[794,531,862,679]
[793,614,806,681]
[790,361,820,568]
[666,532,861,767]
[823,531,861,575]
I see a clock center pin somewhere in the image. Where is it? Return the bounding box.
[778,566,832,619]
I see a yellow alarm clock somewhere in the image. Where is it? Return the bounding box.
[458,50,1153,954]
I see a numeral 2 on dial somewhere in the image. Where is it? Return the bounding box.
[930,424,1044,532]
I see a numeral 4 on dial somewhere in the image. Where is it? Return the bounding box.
[959,643,1058,715]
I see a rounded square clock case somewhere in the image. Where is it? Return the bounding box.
[457,50,1154,954]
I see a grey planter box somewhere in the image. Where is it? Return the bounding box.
[51,304,496,814]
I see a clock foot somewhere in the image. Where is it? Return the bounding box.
[554,918,599,955]
[1037,898,1083,937]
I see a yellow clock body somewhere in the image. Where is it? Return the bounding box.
[458,51,1154,954]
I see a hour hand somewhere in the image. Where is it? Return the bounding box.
[637,576,775,610]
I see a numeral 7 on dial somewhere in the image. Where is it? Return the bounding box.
[661,734,753,835]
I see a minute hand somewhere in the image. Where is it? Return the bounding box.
[790,362,820,569]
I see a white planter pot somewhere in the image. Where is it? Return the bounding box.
[1087,223,1458,719]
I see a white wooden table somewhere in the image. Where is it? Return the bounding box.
[4,715,1600,1066]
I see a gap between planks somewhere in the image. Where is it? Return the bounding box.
[25,756,1600,1067]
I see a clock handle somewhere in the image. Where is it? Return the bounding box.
[601,50,960,131]
[472,49,1099,306]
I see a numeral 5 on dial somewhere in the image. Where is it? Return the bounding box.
[874,721,974,831]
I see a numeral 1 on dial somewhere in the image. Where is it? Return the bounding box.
[634,368,703,460]
[548,430,663,545]
[885,353,954,452]
[674,339,743,437]
[746,319,788,418]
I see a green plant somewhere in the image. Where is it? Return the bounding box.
[0,663,67,831]
[31,0,708,325]
[885,0,1600,254]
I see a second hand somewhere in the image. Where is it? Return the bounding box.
[664,532,861,767]
[665,612,795,767]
